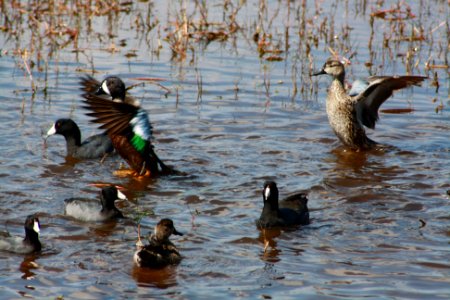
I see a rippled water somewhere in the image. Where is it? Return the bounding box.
[0,0,449,298]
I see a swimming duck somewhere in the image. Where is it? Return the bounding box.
[0,215,41,254]
[313,58,427,150]
[64,185,126,222]
[256,181,310,229]
[45,118,114,159]
[134,219,183,268]
[81,76,176,177]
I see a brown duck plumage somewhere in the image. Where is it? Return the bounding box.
[313,59,427,150]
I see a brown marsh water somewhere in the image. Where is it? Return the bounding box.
[0,0,449,299]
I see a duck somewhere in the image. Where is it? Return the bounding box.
[79,75,139,106]
[80,76,177,177]
[134,219,183,268]
[256,181,310,229]
[312,58,427,150]
[64,185,127,222]
[45,118,114,159]
[0,215,41,254]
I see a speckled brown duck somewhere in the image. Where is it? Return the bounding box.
[313,58,427,150]
[134,219,183,268]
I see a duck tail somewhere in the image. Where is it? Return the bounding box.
[148,147,181,176]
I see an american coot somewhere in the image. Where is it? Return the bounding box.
[313,58,427,150]
[81,76,176,177]
[0,215,41,254]
[46,118,114,159]
[64,185,126,222]
[256,181,310,229]
[134,219,183,268]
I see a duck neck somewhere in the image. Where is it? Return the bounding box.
[151,232,169,244]
[330,73,347,101]
[24,228,41,251]
[63,130,82,156]
[335,69,345,85]
[262,201,279,217]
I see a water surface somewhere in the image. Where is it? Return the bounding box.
[0,0,449,298]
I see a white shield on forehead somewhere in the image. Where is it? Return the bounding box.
[33,220,40,234]
[117,189,127,200]
[264,186,271,199]
[46,123,56,136]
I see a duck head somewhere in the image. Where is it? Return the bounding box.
[263,181,279,211]
[154,219,183,242]
[313,59,346,82]
[100,185,127,210]
[97,76,126,101]
[25,215,40,235]
[46,119,81,142]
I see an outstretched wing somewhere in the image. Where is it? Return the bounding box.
[82,93,153,155]
[79,75,101,94]
[354,76,427,129]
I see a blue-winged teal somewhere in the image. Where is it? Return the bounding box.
[256,181,310,229]
[64,186,126,222]
[46,118,114,159]
[80,76,176,177]
[313,58,427,150]
[134,219,183,268]
[0,215,41,254]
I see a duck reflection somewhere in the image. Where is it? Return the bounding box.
[330,146,373,172]
[131,264,178,289]
[19,254,39,280]
[258,228,281,263]
[324,146,380,189]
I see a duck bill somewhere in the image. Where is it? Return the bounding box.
[117,189,127,200]
[173,228,183,236]
[312,69,326,76]
[45,123,56,138]
[33,220,40,234]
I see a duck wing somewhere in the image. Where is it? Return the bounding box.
[279,193,308,211]
[279,192,310,225]
[354,76,427,129]
[137,243,181,267]
[64,198,104,221]
[80,133,114,158]
[79,75,101,94]
[82,93,153,155]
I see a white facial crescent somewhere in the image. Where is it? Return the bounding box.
[101,80,111,96]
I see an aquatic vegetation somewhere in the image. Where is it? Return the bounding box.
[1,0,447,108]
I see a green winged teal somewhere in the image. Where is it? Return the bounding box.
[313,58,427,150]
[134,219,183,268]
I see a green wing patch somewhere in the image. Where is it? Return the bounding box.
[131,134,148,153]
